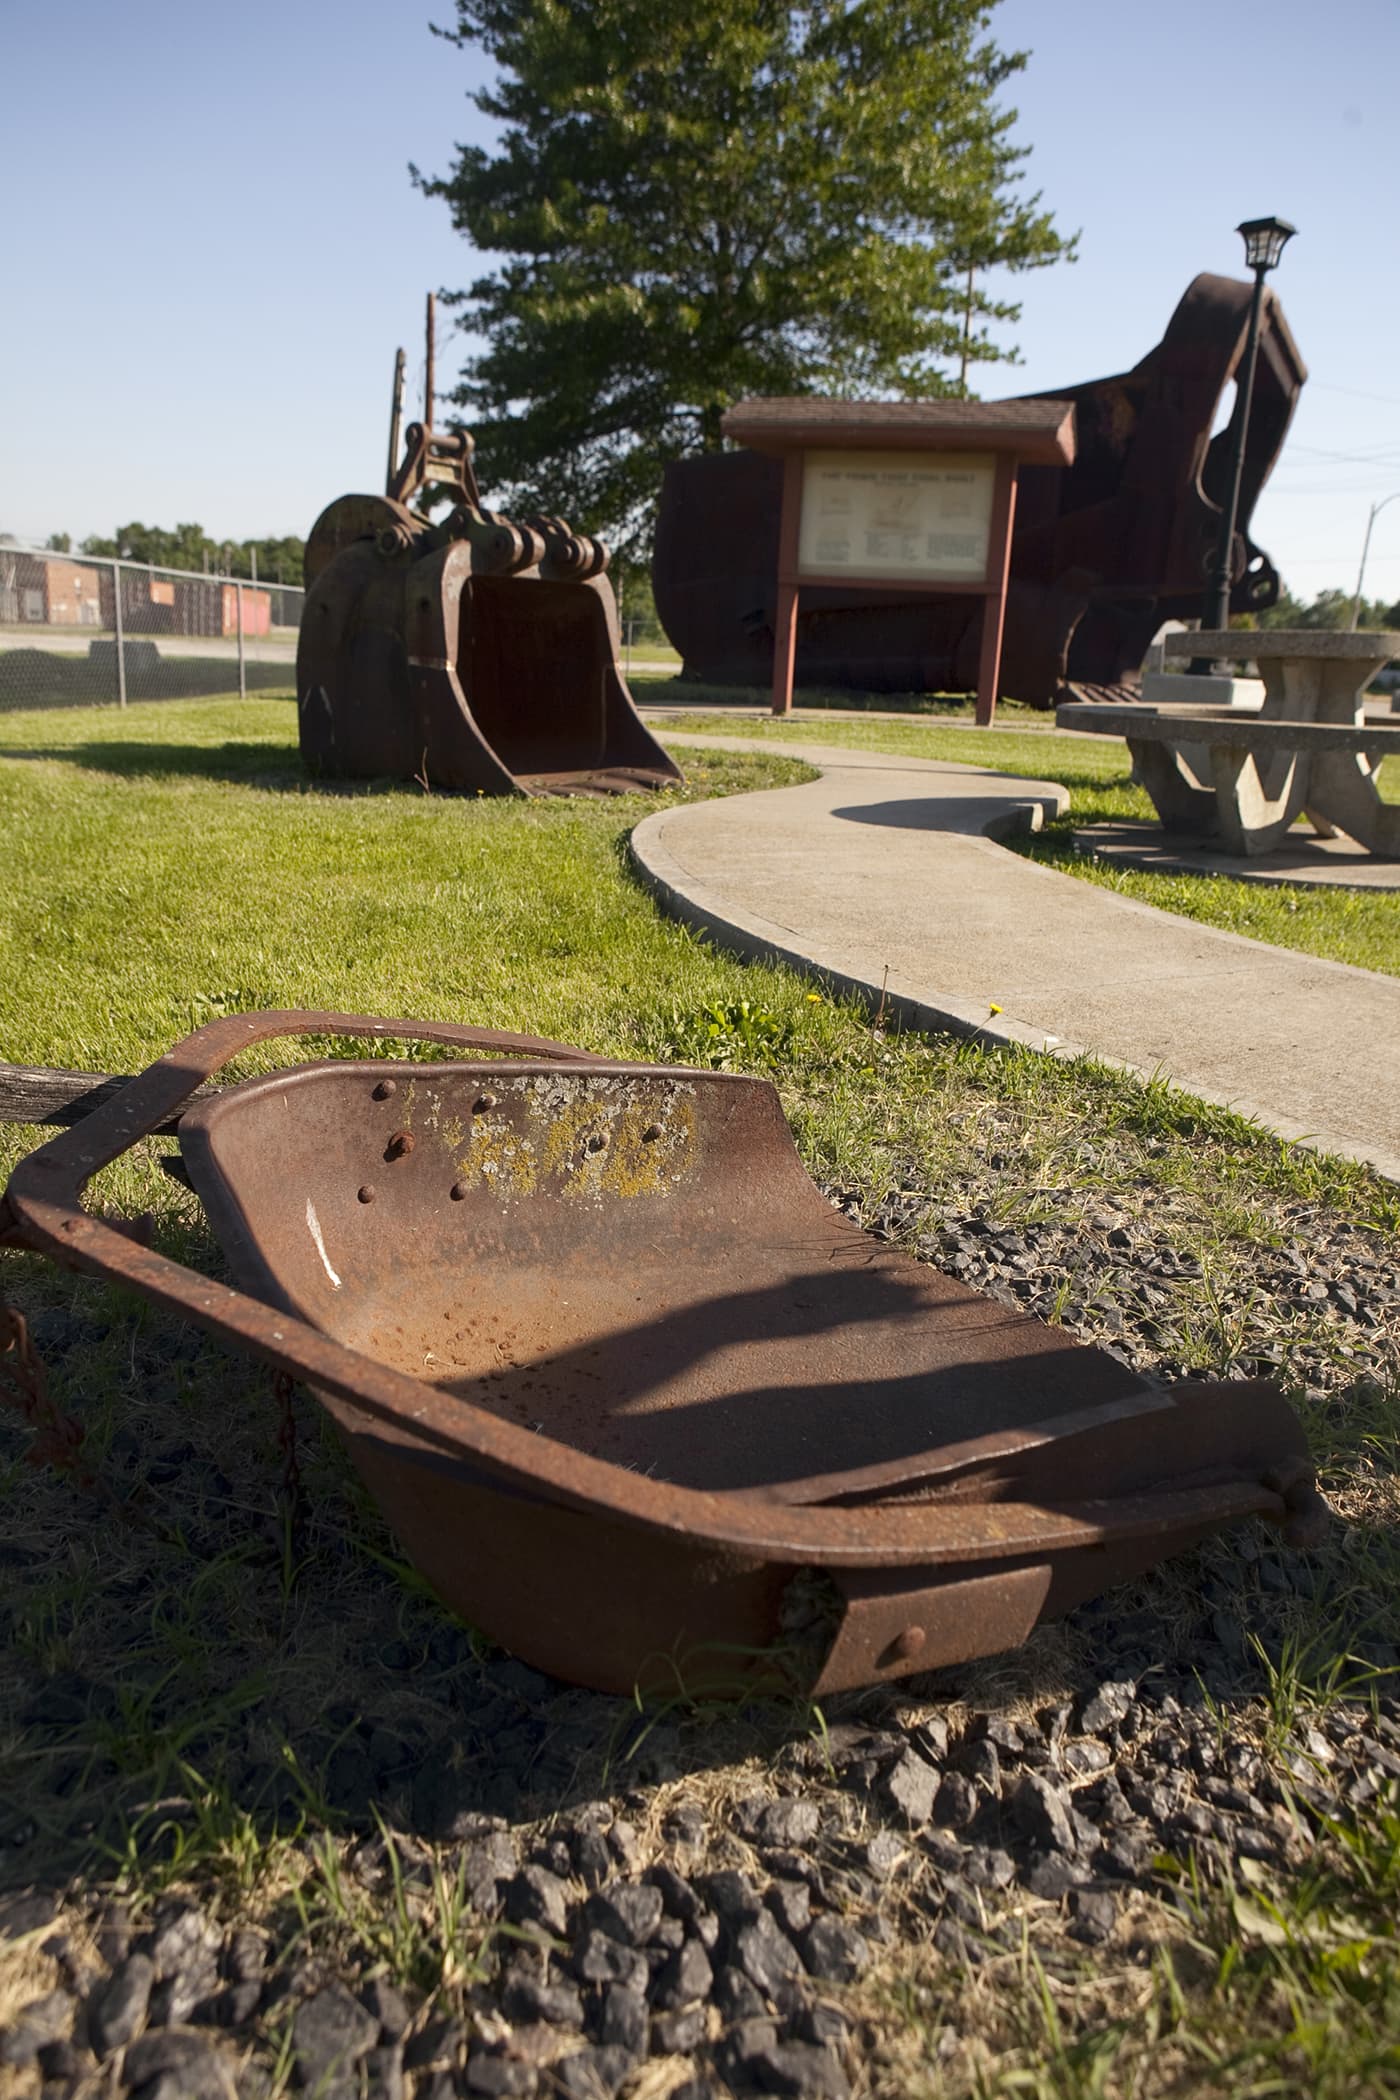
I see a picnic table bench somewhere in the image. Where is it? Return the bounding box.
[1057,628,1400,856]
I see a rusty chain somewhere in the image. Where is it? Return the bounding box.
[0,1303,93,1484]
[273,1367,305,1541]
[3,1301,310,1556]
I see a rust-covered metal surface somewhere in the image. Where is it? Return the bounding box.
[0,1012,1322,1698]
[298,429,681,798]
[652,273,1307,706]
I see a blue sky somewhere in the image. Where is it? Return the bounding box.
[5,0,1399,607]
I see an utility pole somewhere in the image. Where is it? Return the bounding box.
[1350,493,1400,628]
[386,347,407,492]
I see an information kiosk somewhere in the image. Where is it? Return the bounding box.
[720,397,1077,726]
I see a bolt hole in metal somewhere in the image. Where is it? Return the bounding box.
[357,1185,375,1205]
[450,1181,470,1202]
[372,1079,397,1101]
[474,1093,498,1113]
[641,1123,663,1143]
[386,1130,414,1160]
[585,1133,607,1154]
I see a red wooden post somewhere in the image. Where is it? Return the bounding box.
[771,454,804,717]
[975,456,1019,728]
[771,582,799,716]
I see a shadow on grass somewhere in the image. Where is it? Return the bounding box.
[633,675,1052,722]
[0,737,808,807]
[0,739,426,796]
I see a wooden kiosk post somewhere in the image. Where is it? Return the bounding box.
[719,398,1076,727]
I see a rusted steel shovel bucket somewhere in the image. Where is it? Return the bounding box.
[0,1012,1322,1698]
[298,474,681,798]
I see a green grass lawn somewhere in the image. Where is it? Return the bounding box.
[0,696,821,1073]
[624,636,682,666]
[652,705,1400,979]
[0,695,1396,2100]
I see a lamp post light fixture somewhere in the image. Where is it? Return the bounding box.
[1349,491,1400,629]
[1203,215,1296,635]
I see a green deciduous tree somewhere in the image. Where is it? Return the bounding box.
[1255,585,1394,632]
[418,0,1073,554]
[80,524,304,587]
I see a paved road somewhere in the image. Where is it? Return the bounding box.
[0,628,297,662]
[633,733,1400,1182]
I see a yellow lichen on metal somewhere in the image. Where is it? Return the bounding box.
[448,1078,698,1204]
[600,1095,697,1200]
[454,1118,538,1197]
[538,1088,697,1200]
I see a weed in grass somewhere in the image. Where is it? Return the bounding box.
[663,992,797,1069]
[289,1821,492,2003]
[1240,1628,1397,1760]
[103,1757,292,1904]
[973,1941,1140,2100]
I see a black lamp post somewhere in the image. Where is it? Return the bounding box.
[1203,215,1296,635]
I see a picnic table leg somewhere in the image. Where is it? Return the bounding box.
[1207,741,1312,856]
[1301,748,1400,854]
[1260,653,1372,729]
[1263,653,1396,848]
[1127,739,1216,832]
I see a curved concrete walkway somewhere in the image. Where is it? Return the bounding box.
[631,734,1400,1182]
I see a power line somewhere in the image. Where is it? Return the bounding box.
[1274,553,1400,568]
[1285,444,1400,468]
[1310,381,1400,410]
[1269,486,1400,495]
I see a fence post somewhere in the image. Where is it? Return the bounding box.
[111,560,127,707]
[236,580,247,701]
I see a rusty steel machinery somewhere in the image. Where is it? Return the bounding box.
[1,1015,1323,1700]
[652,273,1307,706]
[298,318,680,797]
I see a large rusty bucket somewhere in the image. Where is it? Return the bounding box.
[298,451,681,798]
[653,272,1307,706]
[1,1013,1321,1698]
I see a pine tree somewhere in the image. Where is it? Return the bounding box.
[418,0,1072,553]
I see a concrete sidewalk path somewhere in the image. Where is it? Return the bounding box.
[631,734,1400,1182]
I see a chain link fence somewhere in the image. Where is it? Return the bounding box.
[0,546,302,711]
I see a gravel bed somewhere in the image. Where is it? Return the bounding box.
[1,1174,1397,2098]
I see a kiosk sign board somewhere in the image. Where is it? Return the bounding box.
[797,450,997,584]
[719,396,1076,725]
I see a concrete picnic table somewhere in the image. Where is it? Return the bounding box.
[1057,627,1400,856]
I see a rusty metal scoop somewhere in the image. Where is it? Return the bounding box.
[292,296,680,800]
[1,1012,1321,1697]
